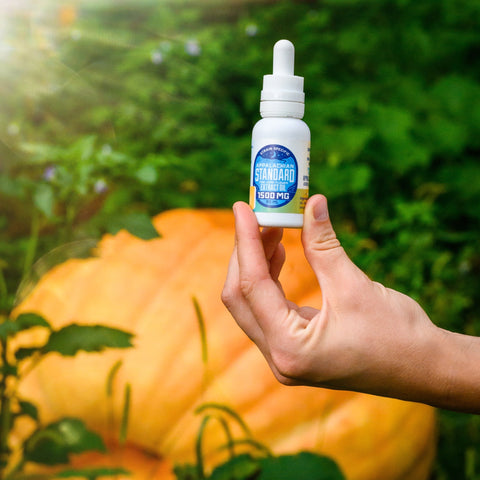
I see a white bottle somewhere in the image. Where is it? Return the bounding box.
[250,39,310,228]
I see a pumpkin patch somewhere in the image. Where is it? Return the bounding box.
[13,209,436,479]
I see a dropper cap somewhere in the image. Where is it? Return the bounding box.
[260,39,305,118]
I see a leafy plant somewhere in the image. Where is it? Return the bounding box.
[174,403,345,480]
[0,310,133,479]
[0,221,146,478]
[1,0,479,477]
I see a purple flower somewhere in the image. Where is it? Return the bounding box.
[94,178,108,194]
[185,39,201,57]
[43,165,56,181]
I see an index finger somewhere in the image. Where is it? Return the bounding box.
[233,202,289,334]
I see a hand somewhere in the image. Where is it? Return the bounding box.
[222,195,480,413]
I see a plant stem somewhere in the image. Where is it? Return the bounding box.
[22,210,40,281]
[0,336,12,479]
[3,457,25,480]
[0,270,8,312]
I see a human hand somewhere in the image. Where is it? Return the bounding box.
[222,195,446,405]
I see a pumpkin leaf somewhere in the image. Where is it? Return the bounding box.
[43,324,134,356]
[173,463,200,480]
[15,346,43,361]
[0,313,51,340]
[52,467,131,478]
[18,400,39,421]
[257,452,345,480]
[23,418,106,466]
[205,452,345,480]
[208,454,261,480]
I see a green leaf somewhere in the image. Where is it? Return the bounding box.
[18,400,39,421]
[23,418,106,466]
[0,363,17,376]
[33,183,56,218]
[173,463,200,480]
[135,164,158,184]
[15,346,43,361]
[15,313,52,330]
[43,324,133,356]
[258,452,345,480]
[105,212,160,240]
[209,454,261,480]
[0,313,51,340]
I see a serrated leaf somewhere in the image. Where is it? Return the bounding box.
[43,324,133,356]
[0,313,51,340]
[258,452,345,480]
[24,418,106,466]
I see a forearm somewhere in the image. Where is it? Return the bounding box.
[430,328,480,414]
[384,325,480,414]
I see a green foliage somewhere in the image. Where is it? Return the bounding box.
[0,0,479,478]
[0,306,133,478]
[41,324,133,356]
[204,452,344,480]
[174,403,345,480]
[23,418,106,466]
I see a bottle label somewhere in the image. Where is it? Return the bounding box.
[250,143,309,214]
[252,144,297,208]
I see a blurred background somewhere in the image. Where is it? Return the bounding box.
[0,0,479,478]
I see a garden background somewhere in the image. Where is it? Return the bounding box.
[0,0,479,478]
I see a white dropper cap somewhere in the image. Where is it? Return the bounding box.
[260,39,305,118]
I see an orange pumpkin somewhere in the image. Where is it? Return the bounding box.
[13,209,436,480]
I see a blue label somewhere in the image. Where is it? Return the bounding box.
[253,144,298,208]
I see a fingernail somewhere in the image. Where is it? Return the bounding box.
[232,202,240,218]
[313,199,329,221]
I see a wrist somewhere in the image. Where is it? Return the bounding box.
[432,327,480,413]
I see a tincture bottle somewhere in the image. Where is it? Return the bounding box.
[250,39,310,228]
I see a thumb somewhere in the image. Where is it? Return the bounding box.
[302,195,351,277]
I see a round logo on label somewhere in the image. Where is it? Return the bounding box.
[253,144,298,208]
